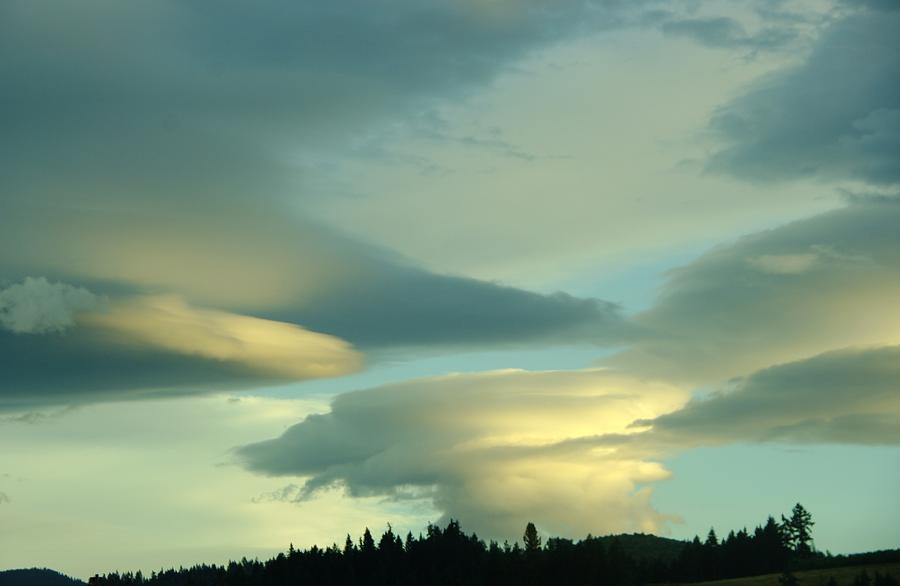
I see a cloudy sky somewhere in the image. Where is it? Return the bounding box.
[1,0,899,579]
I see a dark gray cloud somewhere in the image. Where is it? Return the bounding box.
[0,327,284,411]
[279,262,631,349]
[611,197,900,384]
[644,345,900,445]
[707,7,900,185]
[0,288,363,411]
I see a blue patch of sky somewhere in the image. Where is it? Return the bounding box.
[553,245,712,314]
[252,346,613,401]
[653,443,900,553]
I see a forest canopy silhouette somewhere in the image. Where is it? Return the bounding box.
[87,504,900,586]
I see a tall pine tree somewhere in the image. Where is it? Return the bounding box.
[781,503,814,556]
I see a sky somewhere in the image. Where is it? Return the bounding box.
[1,0,899,579]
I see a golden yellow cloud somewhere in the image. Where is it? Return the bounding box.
[238,368,689,538]
[80,295,363,380]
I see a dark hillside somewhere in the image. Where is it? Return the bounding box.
[0,568,86,586]
[586,533,687,562]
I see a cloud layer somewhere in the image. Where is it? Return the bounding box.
[237,368,688,538]
[0,0,645,407]
[612,197,900,384]
[4,0,898,558]
[237,193,900,537]
[707,4,900,186]
[82,295,363,380]
[645,345,900,445]
[0,281,362,410]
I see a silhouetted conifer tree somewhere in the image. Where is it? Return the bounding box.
[524,522,542,553]
[783,503,815,556]
[87,504,899,586]
[344,534,355,555]
[360,527,375,552]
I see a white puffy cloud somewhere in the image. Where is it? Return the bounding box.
[237,368,689,539]
[0,277,101,334]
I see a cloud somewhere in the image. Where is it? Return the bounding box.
[660,16,797,51]
[0,394,434,579]
[81,295,363,380]
[611,197,900,384]
[0,216,631,408]
[0,288,362,410]
[643,345,900,445]
[0,0,636,364]
[0,277,101,334]
[839,0,900,13]
[746,252,820,274]
[2,199,632,352]
[233,197,900,533]
[746,244,869,275]
[282,262,632,349]
[0,0,630,213]
[707,7,900,186]
[236,368,688,539]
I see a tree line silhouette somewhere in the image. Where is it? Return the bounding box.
[88,504,900,586]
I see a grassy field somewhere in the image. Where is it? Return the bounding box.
[678,564,900,586]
